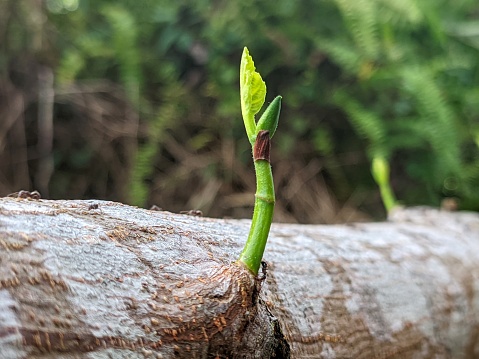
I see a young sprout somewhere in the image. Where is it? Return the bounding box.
[371,155,397,212]
[238,47,282,275]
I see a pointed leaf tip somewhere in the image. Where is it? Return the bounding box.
[257,95,282,138]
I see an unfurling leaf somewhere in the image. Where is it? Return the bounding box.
[240,47,266,143]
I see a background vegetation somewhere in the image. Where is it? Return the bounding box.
[1,0,478,223]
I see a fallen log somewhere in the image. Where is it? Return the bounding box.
[0,197,478,358]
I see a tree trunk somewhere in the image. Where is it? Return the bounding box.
[0,197,478,358]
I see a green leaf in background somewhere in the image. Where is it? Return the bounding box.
[240,47,266,144]
[4,0,478,215]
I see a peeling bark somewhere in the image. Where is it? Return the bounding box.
[0,198,478,358]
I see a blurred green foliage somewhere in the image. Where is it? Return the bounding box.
[2,0,479,217]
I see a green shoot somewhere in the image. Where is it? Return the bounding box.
[371,155,397,212]
[238,47,282,275]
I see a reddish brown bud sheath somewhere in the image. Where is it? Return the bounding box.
[253,130,271,162]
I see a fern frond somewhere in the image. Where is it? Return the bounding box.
[333,0,379,59]
[399,66,461,180]
[333,90,386,154]
[102,5,141,106]
[129,81,185,206]
[57,50,85,85]
[375,0,423,26]
[316,38,363,75]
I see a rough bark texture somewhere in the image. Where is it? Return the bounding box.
[0,197,478,358]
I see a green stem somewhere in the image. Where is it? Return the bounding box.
[371,156,397,212]
[239,132,275,275]
[379,182,396,212]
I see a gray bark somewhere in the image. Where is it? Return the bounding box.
[0,197,478,358]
